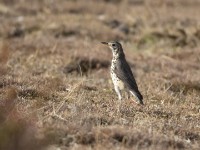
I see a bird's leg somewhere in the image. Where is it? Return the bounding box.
[114,86,122,112]
[114,86,122,101]
[129,91,140,104]
[126,89,130,100]
[115,86,122,113]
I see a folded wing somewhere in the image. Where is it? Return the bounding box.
[114,58,143,102]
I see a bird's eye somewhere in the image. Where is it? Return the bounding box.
[112,44,116,47]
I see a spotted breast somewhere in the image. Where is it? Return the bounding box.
[111,59,124,90]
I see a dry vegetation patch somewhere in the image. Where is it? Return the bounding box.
[0,0,200,149]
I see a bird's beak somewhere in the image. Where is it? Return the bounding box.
[101,42,108,45]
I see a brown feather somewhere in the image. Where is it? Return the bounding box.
[114,55,143,102]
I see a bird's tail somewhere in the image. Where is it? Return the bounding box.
[130,90,144,105]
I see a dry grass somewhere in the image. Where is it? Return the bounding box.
[0,0,200,149]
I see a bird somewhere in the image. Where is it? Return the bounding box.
[101,41,144,105]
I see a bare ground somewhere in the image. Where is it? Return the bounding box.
[0,0,200,149]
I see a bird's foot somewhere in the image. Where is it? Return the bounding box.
[129,99,144,107]
[129,100,138,106]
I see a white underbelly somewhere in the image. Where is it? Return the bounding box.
[111,71,124,90]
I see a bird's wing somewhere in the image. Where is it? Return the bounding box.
[114,58,143,101]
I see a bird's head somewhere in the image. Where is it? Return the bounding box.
[101,41,124,57]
